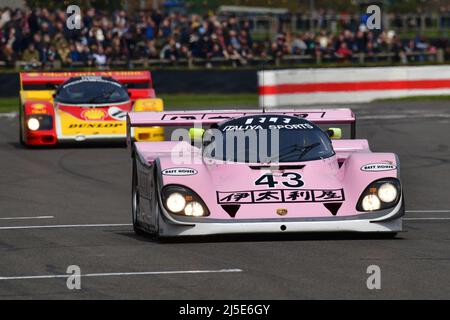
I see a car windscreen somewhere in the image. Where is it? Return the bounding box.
[203,115,335,163]
[56,79,129,104]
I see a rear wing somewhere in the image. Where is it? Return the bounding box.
[20,71,152,88]
[127,108,356,138]
[20,71,155,102]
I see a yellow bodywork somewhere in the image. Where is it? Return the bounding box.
[58,110,126,136]
[133,98,165,142]
[20,90,54,102]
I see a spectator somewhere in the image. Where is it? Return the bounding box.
[354,31,366,53]
[22,43,39,62]
[69,43,81,63]
[0,8,11,29]
[57,42,71,64]
[0,5,445,69]
[22,42,40,69]
[335,42,352,61]
[160,38,180,61]
[80,45,93,66]
[42,45,57,67]
[93,46,107,67]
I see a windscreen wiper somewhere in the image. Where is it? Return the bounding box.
[262,143,321,164]
[88,88,118,103]
[296,142,321,161]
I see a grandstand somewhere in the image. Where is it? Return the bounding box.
[0,1,449,70]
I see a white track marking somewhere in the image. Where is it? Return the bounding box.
[406,210,450,213]
[0,216,54,220]
[0,269,243,281]
[0,223,132,230]
[359,114,450,120]
[404,218,450,221]
[0,112,17,119]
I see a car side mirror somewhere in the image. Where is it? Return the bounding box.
[326,128,342,139]
[189,128,205,143]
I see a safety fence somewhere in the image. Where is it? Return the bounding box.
[6,49,445,71]
[232,12,450,35]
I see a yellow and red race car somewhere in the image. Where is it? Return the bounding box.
[19,71,164,146]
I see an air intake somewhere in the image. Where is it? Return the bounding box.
[221,205,240,218]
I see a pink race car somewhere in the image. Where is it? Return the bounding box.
[127,109,404,238]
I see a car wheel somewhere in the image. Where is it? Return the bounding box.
[19,113,25,146]
[381,232,398,239]
[132,160,146,236]
[370,232,398,239]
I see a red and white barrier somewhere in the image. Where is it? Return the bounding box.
[258,65,450,107]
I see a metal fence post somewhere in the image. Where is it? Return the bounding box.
[437,49,444,63]
[363,53,367,64]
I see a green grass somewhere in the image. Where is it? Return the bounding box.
[375,95,450,102]
[0,97,18,113]
[0,94,258,113]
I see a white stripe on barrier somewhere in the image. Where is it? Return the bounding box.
[258,65,450,106]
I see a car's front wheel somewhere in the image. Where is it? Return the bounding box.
[132,160,146,236]
[380,232,398,239]
[19,111,25,146]
[368,232,398,239]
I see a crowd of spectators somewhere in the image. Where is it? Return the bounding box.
[0,6,446,69]
[439,5,450,28]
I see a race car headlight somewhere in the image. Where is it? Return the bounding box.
[361,194,381,211]
[162,185,210,217]
[27,118,40,131]
[26,115,53,131]
[357,178,401,212]
[184,202,204,217]
[166,193,186,213]
[377,183,398,203]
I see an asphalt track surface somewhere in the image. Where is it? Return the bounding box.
[0,100,449,299]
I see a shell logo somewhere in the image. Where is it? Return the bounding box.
[32,103,46,110]
[82,109,107,121]
[31,103,47,114]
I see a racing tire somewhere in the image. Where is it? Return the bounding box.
[380,232,398,239]
[19,111,25,146]
[369,232,398,239]
[132,160,147,237]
